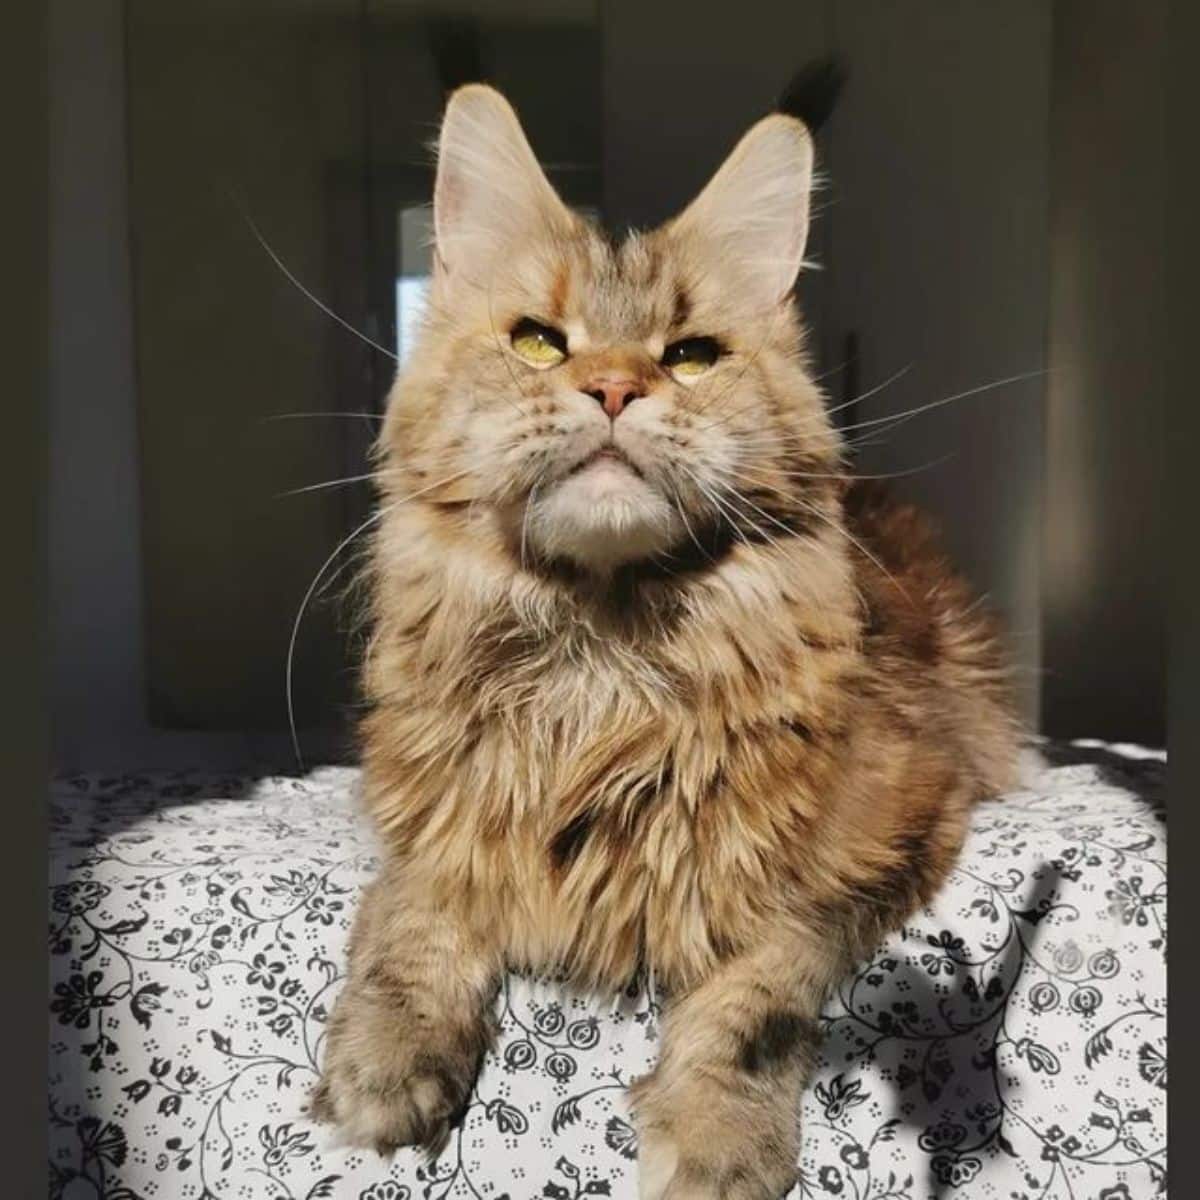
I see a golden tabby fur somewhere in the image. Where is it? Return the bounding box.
[311,85,1021,1199]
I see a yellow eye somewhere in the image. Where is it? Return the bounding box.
[662,336,721,381]
[511,318,567,368]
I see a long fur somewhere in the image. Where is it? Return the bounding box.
[312,85,1021,1198]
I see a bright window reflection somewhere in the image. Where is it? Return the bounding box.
[395,205,432,364]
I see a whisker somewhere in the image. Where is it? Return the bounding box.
[838,433,888,454]
[287,506,390,770]
[311,548,365,609]
[835,368,1048,440]
[738,453,954,484]
[691,307,786,419]
[693,470,857,606]
[675,465,738,544]
[727,368,1048,457]
[232,196,399,363]
[486,268,534,418]
[708,472,806,556]
[724,487,858,605]
[709,465,913,605]
[286,466,473,767]
[679,465,776,553]
[699,360,914,439]
[277,471,381,498]
[809,359,849,384]
[664,477,712,563]
[820,362,915,422]
[263,411,386,423]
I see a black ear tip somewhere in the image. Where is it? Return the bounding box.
[776,56,849,134]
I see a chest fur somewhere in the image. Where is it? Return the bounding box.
[363,554,860,986]
[371,679,832,988]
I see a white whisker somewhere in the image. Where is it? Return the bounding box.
[264,411,386,423]
[486,268,534,418]
[234,198,399,363]
[700,361,912,440]
[691,306,785,419]
[820,362,915,422]
[679,465,776,553]
[836,369,1048,439]
[664,477,711,563]
[676,466,738,544]
[278,472,381,498]
[287,507,389,770]
[732,368,1048,459]
[809,359,848,384]
[286,466,472,767]
[737,454,954,484]
[711,465,912,605]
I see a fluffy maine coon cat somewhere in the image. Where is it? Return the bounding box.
[311,84,1021,1199]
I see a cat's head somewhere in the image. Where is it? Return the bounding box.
[383,85,839,575]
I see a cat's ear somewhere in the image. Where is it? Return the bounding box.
[669,114,814,310]
[433,84,572,281]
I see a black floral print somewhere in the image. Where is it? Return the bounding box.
[48,746,1165,1198]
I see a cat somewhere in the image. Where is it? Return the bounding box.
[310,83,1021,1200]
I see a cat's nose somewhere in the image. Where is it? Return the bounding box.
[584,377,642,419]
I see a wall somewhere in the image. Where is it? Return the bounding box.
[49,0,154,769]
[824,1,1053,725]
[125,2,372,738]
[49,0,339,768]
[1041,0,1167,745]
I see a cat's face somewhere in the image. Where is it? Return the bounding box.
[385,86,838,574]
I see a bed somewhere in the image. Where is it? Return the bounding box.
[48,742,1165,1200]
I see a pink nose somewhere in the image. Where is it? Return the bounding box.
[584,378,642,419]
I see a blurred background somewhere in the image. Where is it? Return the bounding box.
[48,0,1166,770]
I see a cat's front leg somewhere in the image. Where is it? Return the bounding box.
[631,936,846,1200]
[309,860,501,1157]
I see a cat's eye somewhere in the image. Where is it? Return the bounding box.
[662,336,721,381]
[510,318,568,368]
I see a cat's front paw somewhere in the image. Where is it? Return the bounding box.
[308,981,494,1157]
[636,1126,684,1200]
[309,1063,461,1158]
[636,1129,797,1200]
[632,1077,798,1200]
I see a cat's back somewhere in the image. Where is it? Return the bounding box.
[842,478,1022,797]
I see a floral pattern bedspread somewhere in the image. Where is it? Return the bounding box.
[48,742,1166,1200]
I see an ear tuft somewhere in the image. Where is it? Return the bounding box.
[433,85,571,281]
[776,56,848,134]
[668,113,814,310]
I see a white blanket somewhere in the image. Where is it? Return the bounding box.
[48,742,1165,1200]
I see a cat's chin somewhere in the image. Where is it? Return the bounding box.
[527,458,682,572]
